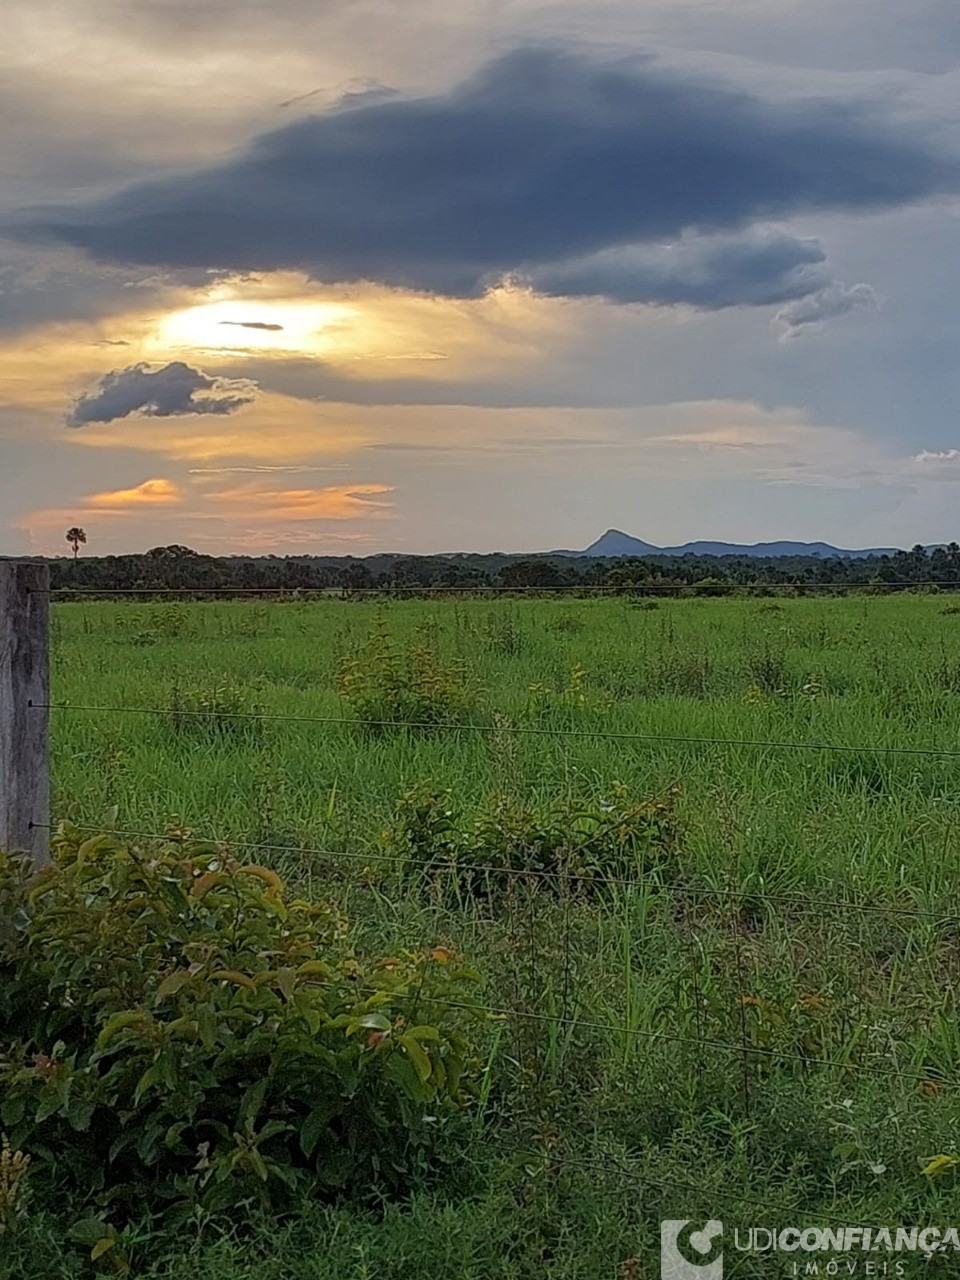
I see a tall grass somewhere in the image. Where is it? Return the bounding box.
[20,594,960,1278]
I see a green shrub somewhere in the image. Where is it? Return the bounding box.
[0,1134,30,1235]
[337,615,480,730]
[116,604,192,647]
[166,677,266,742]
[548,612,586,635]
[746,643,788,694]
[382,782,683,897]
[482,614,524,656]
[526,664,614,715]
[650,650,712,698]
[0,825,479,1239]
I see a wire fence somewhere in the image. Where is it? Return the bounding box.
[29,819,956,920]
[36,699,960,1082]
[32,578,960,598]
[32,699,960,757]
[25,584,960,1237]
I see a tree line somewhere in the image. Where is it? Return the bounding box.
[8,541,960,596]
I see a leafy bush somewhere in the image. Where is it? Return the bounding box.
[382,782,683,897]
[0,825,479,1242]
[337,615,480,729]
[0,1135,30,1234]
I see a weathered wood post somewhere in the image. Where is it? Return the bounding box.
[0,561,50,867]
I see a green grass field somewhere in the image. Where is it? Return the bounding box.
[10,594,960,1277]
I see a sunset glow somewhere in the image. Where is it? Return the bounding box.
[2,1,959,559]
[154,298,360,358]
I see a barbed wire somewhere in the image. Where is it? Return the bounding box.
[150,964,948,1089]
[20,848,931,1086]
[25,819,958,1169]
[31,700,960,759]
[28,821,953,922]
[320,993,948,1089]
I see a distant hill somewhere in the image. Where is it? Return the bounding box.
[571,529,902,559]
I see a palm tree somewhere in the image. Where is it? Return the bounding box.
[65,527,87,559]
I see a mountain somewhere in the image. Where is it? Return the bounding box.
[576,529,901,559]
[582,531,661,556]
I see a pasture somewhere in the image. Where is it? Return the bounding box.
[9,593,960,1277]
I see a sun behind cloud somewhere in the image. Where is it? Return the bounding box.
[154,298,359,358]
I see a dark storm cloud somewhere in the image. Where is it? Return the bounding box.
[525,229,833,308]
[774,281,881,338]
[67,361,255,426]
[22,48,960,306]
[0,243,220,337]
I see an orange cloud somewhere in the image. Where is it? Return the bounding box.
[87,478,183,508]
[208,481,394,522]
[16,477,184,546]
[16,476,392,552]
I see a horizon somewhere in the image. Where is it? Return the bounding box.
[5,526,940,562]
[5,13,960,1262]
[4,3,960,556]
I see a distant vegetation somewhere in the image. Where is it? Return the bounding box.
[13,539,960,595]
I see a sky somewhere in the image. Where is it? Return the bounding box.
[3,0,960,557]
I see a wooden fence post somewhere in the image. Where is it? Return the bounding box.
[0,561,50,867]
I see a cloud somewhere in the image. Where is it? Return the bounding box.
[208,481,394,521]
[15,476,184,542]
[219,320,284,331]
[524,228,832,308]
[24,48,960,308]
[87,477,183,507]
[911,449,960,480]
[774,282,880,337]
[188,464,348,475]
[67,360,256,426]
[645,428,778,450]
[916,448,960,462]
[656,0,960,74]
[15,473,392,554]
[0,246,193,337]
[279,78,399,112]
